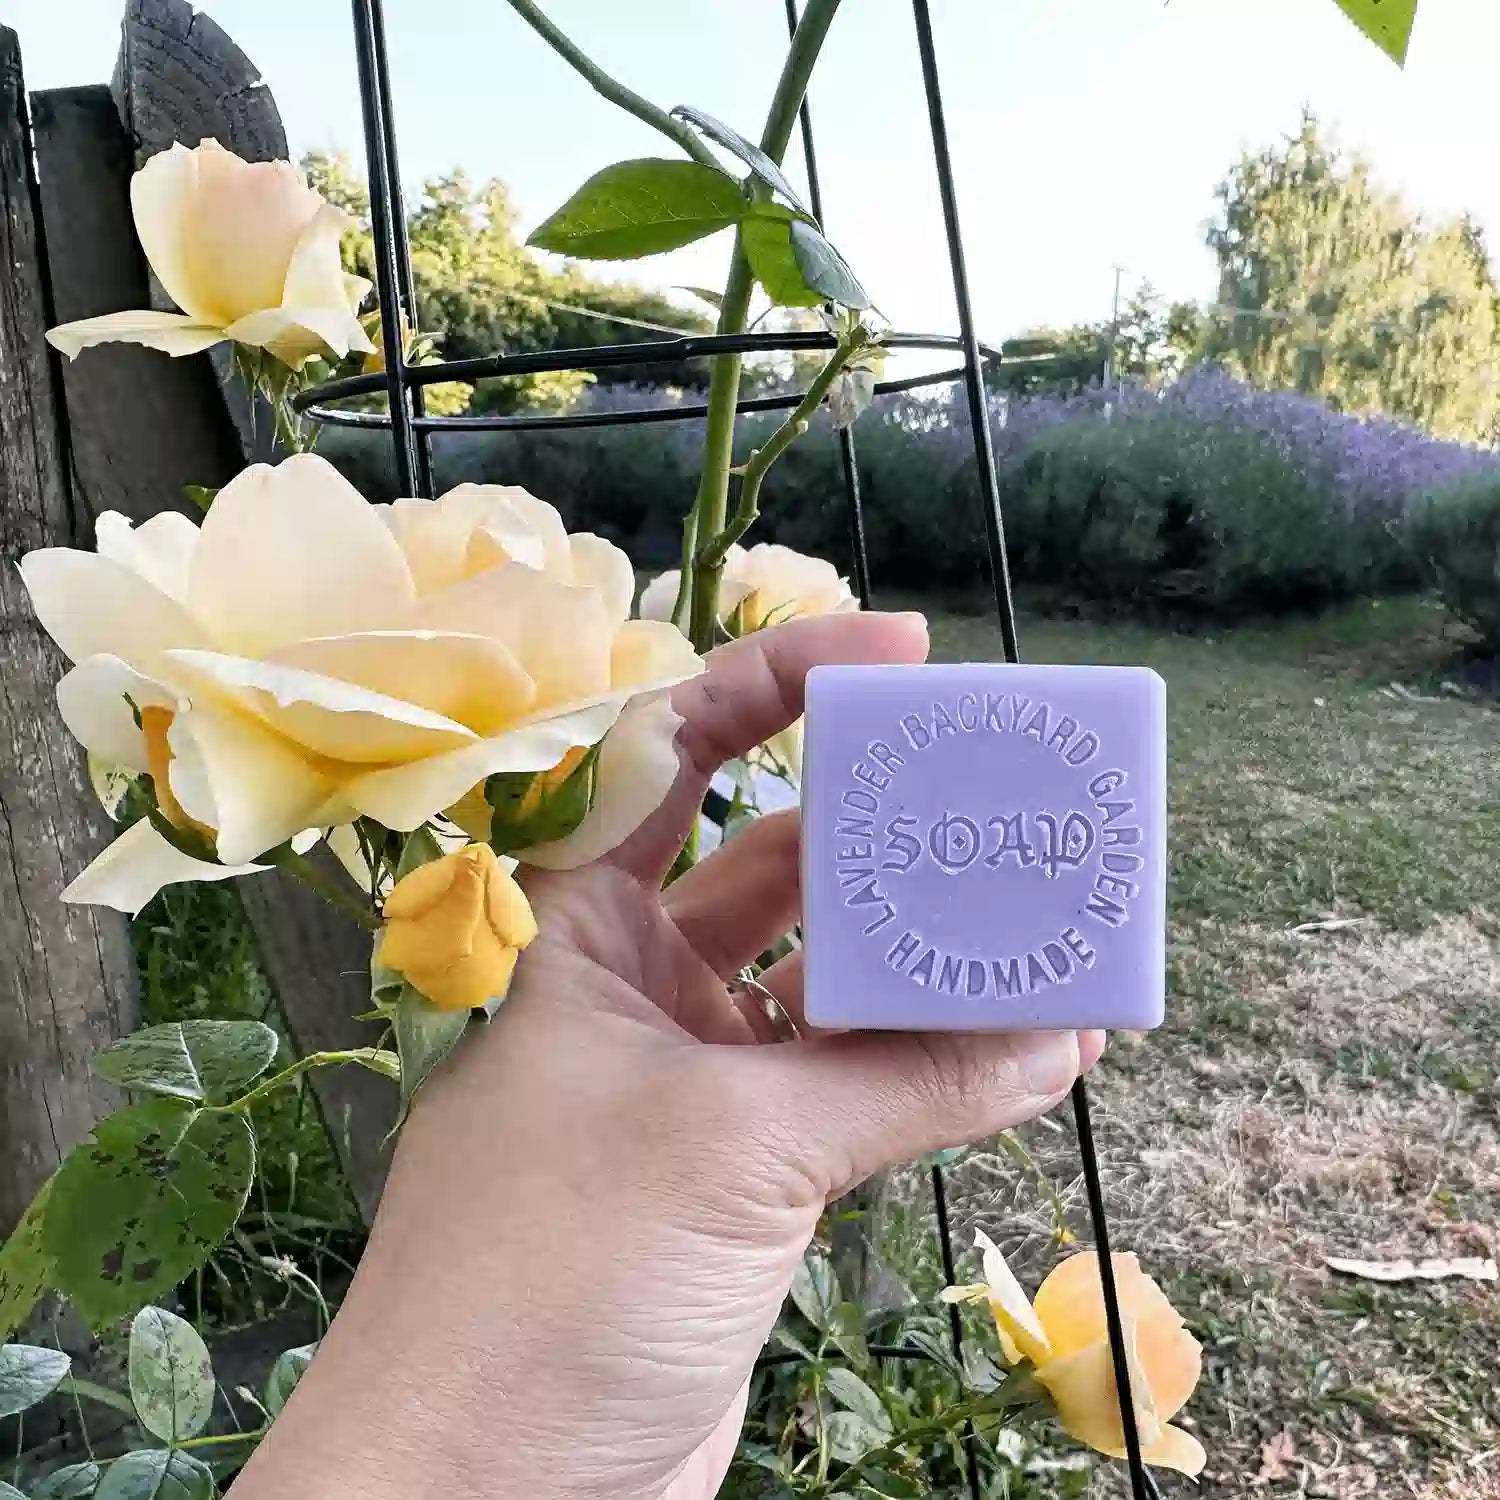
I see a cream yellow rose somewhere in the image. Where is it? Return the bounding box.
[20,457,700,913]
[641,542,857,781]
[944,1231,1205,1477]
[46,139,373,369]
[640,541,857,635]
[375,844,537,1011]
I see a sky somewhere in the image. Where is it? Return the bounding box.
[9,0,1500,363]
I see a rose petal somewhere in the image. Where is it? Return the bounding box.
[54,656,176,771]
[1034,1254,1200,1417]
[1136,1425,1206,1477]
[974,1230,1052,1366]
[610,619,704,694]
[521,695,683,869]
[345,697,625,832]
[637,569,681,623]
[62,818,267,915]
[281,202,374,350]
[1035,1320,1164,1458]
[168,699,347,864]
[223,302,372,369]
[45,310,225,360]
[19,550,208,670]
[267,631,536,737]
[188,454,417,656]
[165,648,477,764]
[380,488,550,595]
[416,563,614,707]
[567,533,635,624]
[129,140,216,322]
[93,511,200,603]
[174,142,318,326]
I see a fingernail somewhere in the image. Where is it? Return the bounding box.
[1078,1029,1107,1074]
[1021,1031,1081,1097]
[892,610,929,628]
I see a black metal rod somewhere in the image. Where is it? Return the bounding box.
[304,362,975,433]
[1072,1080,1156,1500]
[350,0,417,495]
[366,0,434,496]
[931,1164,984,1500]
[912,0,1020,663]
[295,328,1000,409]
[785,0,872,608]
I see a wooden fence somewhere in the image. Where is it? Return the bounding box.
[0,0,393,1242]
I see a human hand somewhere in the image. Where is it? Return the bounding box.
[233,611,1104,1500]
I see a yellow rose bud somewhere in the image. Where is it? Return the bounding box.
[943,1232,1205,1477]
[375,844,538,1012]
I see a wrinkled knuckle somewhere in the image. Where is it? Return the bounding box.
[911,1034,1010,1137]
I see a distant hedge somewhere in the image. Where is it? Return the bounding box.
[321,368,1498,620]
[1409,475,1500,651]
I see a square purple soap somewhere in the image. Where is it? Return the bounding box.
[801,663,1166,1032]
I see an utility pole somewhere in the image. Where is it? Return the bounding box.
[1102,264,1124,388]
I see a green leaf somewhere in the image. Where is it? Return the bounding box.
[348,1048,401,1083]
[529,158,746,260]
[670,105,809,215]
[823,1367,892,1436]
[94,1021,279,1104]
[128,1307,215,1442]
[0,1483,24,1500]
[45,1099,255,1328]
[825,1409,888,1464]
[180,486,216,514]
[0,1343,70,1417]
[391,984,469,1131]
[743,215,823,309]
[828,1300,871,1368]
[93,1450,214,1500]
[262,1341,316,1417]
[395,826,445,881]
[1332,0,1416,63]
[33,1462,103,1499]
[677,285,723,310]
[789,1249,840,1331]
[0,1178,55,1341]
[789,220,871,310]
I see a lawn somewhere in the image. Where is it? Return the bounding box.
[916,594,1499,1498]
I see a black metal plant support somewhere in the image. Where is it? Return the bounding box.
[309,4,1161,1496]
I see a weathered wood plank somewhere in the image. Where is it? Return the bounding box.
[238,862,396,1223]
[29,85,243,528]
[114,0,287,458]
[0,26,136,1236]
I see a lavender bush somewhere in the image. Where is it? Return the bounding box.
[321,366,1498,617]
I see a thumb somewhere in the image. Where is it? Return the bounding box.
[760,1029,1100,1200]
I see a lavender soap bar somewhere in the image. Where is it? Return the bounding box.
[801,664,1166,1032]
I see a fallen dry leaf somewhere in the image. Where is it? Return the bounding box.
[1256,1427,1297,1482]
[1323,1255,1498,1284]
[1289,916,1370,936]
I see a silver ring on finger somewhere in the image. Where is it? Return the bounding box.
[727,970,802,1044]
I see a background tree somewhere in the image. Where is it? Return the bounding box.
[1202,113,1500,441]
[303,150,710,414]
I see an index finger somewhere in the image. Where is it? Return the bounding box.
[610,610,929,885]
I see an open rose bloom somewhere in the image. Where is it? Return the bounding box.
[640,542,857,780]
[19,456,700,913]
[46,139,373,369]
[945,1230,1205,1477]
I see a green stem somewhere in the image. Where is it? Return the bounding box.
[504,0,722,171]
[685,0,846,652]
[173,1429,267,1452]
[697,339,859,571]
[224,1050,391,1115]
[686,250,756,651]
[275,846,381,930]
